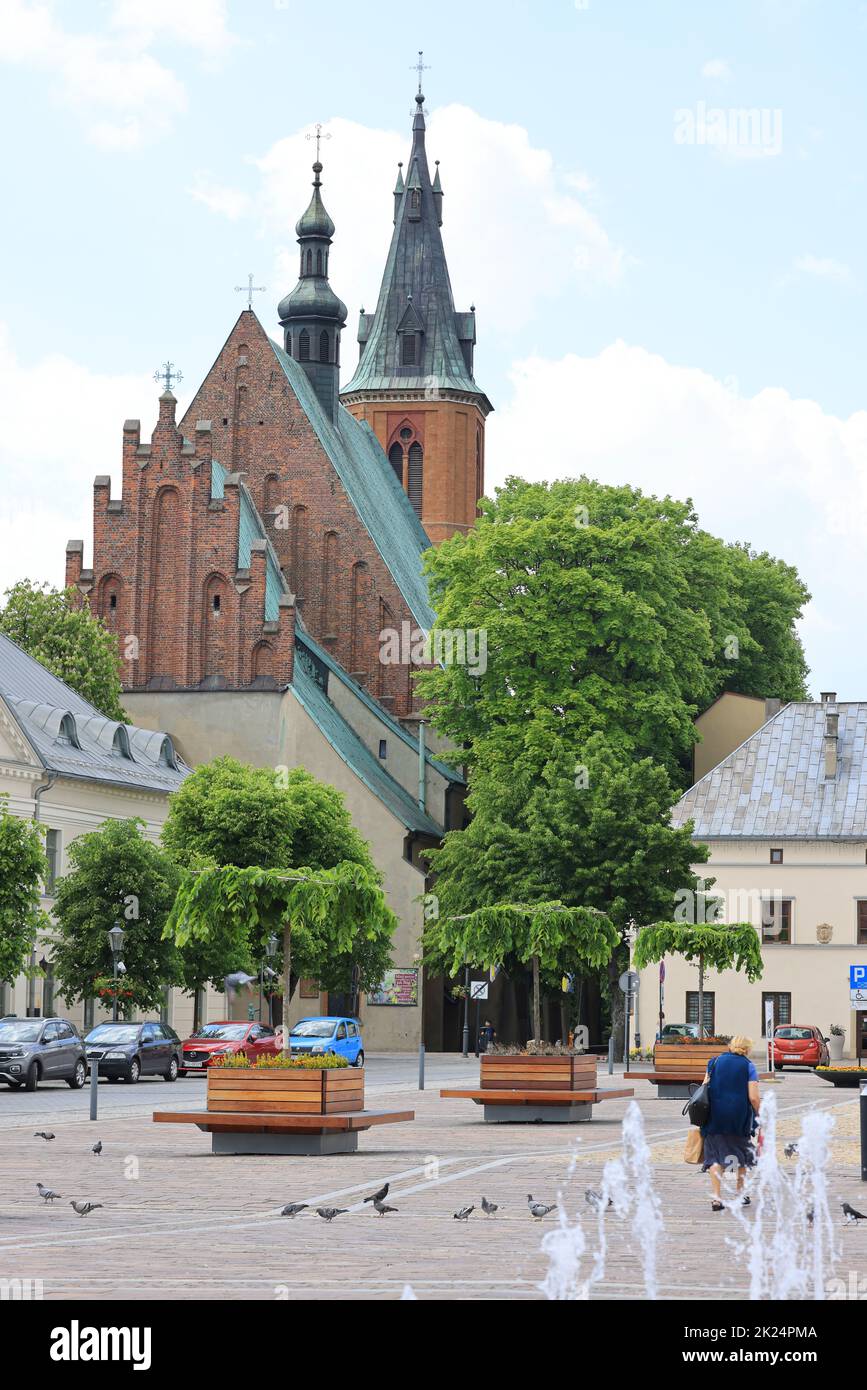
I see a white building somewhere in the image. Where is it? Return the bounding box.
[636,692,867,1060]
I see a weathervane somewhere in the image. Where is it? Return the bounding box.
[154,361,182,392]
[306,122,331,162]
[235,273,266,310]
[411,50,430,94]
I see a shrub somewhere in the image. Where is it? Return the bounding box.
[211,1051,350,1070]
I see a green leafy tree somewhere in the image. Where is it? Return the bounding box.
[167,862,396,1051]
[0,797,48,985]
[425,901,620,1044]
[51,819,181,1016]
[634,921,763,1036]
[0,580,127,722]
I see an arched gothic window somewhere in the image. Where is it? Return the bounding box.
[319,330,329,363]
[299,329,310,362]
[305,249,313,274]
[408,443,423,517]
[316,249,323,274]
[388,443,404,485]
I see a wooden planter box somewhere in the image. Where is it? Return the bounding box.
[206,1067,363,1116]
[652,1043,728,1076]
[480,1054,596,1092]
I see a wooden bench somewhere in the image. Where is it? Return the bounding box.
[440,1086,634,1123]
[154,1107,415,1155]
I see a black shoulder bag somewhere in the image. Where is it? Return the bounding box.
[683,1055,717,1127]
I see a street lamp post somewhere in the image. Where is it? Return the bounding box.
[107,923,125,1023]
[260,934,278,1024]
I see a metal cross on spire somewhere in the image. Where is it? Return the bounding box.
[235,273,266,310]
[411,50,430,94]
[306,122,331,162]
[154,361,182,393]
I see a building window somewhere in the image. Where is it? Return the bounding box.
[378,740,387,759]
[401,334,417,366]
[761,897,792,943]
[770,847,783,864]
[316,249,323,275]
[762,991,791,1034]
[305,249,313,274]
[858,901,867,945]
[319,330,329,363]
[408,442,423,517]
[212,594,220,613]
[388,443,404,484]
[685,991,715,1036]
[45,829,60,894]
[109,593,117,610]
[299,330,310,362]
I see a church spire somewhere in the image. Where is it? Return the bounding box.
[277,153,347,421]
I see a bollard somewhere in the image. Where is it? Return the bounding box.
[861,1082,867,1182]
[89,1058,98,1121]
[418,1042,425,1092]
[608,1035,614,1075]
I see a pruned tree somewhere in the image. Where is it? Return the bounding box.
[633,921,763,1036]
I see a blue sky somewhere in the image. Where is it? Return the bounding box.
[2,0,866,697]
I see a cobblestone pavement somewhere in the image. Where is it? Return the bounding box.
[0,1061,864,1301]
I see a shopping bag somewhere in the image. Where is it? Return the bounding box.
[683,1127,704,1164]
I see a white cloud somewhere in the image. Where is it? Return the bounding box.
[0,0,238,148]
[188,172,251,221]
[791,253,853,285]
[487,341,867,693]
[0,325,165,594]
[250,105,630,338]
[701,58,732,79]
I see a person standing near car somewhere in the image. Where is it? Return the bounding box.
[700,1035,760,1212]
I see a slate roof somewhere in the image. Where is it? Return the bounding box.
[341,94,492,411]
[290,652,443,837]
[0,633,189,794]
[673,701,867,839]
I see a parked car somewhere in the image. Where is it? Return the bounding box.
[0,1016,87,1091]
[288,1016,364,1066]
[180,1021,280,1075]
[659,1023,703,1039]
[84,1021,182,1083]
[772,1024,830,1070]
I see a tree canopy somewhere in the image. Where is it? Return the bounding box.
[0,797,48,985]
[0,580,127,722]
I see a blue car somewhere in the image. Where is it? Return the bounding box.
[289,1016,364,1067]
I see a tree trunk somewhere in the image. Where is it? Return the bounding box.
[281,921,292,1055]
[532,954,541,1044]
[698,952,705,1038]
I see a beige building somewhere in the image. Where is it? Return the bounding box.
[693,692,782,783]
[636,692,867,1060]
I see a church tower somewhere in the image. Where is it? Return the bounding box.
[278,156,347,420]
[341,78,493,544]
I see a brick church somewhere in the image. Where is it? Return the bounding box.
[65,81,493,1050]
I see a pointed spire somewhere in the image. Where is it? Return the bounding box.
[393,161,404,224]
[432,160,443,226]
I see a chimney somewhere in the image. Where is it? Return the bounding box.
[820,691,837,704]
[823,697,839,779]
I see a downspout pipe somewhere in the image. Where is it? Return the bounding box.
[418,720,426,812]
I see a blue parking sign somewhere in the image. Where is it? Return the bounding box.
[851,965,867,989]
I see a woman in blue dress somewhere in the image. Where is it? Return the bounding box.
[700,1035,760,1211]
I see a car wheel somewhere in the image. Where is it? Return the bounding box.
[125,1057,141,1084]
[774,1063,783,1071]
[164,1056,179,1082]
[23,1062,39,1092]
[353,1050,364,1068]
[67,1060,87,1089]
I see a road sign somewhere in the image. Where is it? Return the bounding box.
[852,988,867,1006]
[619,970,640,994]
[659,961,666,983]
[852,966,867,989]
[469,981,488,1002]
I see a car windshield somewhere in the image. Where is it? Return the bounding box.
[190,1024,248,1041]
[291,1020,336,1038]
[776,1028,814,1040]
[0,1021,42,1043]
[86,1025,139,1044]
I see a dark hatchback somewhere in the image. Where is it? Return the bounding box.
[85,1021,182,1083]
[0,1017,87,1091]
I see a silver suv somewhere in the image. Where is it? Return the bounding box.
[0,1016,87,1091]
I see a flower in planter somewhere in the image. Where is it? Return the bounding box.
[211,1051,350,1070]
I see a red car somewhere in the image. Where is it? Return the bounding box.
[180,1021,279,1076]
[772,1024,830,1071]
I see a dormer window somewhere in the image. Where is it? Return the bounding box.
[401,334,417,366]
[411,189,421,212]
[57,713,80,747]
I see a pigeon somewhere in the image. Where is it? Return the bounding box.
[70,1201,103,1217]
[585,1188,612,1212]
[453,1205,474,1221]
[843,1202,867,1223]
[372,1199,399,1216]
[92,1141,102,1157]
[36,1183,61,1203]
[34,1132,55,1142]
[280,1203,308,1218]
[363,1182,389,1205]
[806,1207,815,1227]
[784,1142,799,1158]
[527,1194,556,1220]
[481,1196,499,1217]
[315,1207,347,1222]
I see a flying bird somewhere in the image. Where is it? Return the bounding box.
[373,1199,399,1216]
[36,1183,61,1203]
[92,1141,102,1157]
[527,1194,556,1220]
[481,1196,499,1217]
[70,1201,103,1217]
[453,1205,474,1221]
[363,1183,389,1205]
[843,1202,867,1223]
[315,1207,347,1222]
[585,1188,612,1212]
[280,1203,308,1218]
[784,1142,799,1159]
[34,1132,55,1142]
